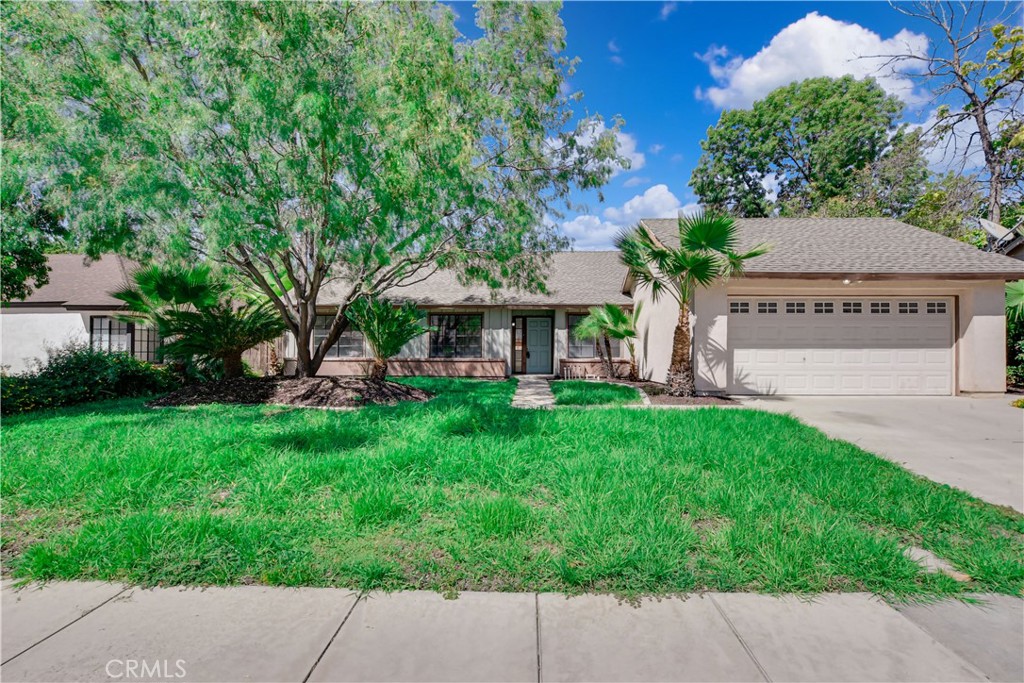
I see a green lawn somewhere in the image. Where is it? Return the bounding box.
[550,380,642,406]
[2,378,1021,597]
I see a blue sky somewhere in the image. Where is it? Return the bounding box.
[453,1,1019,249]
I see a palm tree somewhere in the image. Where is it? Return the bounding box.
[615,212,767,396]
[346,297,427,382]
[1008,281,1024,322]
[113,265,286,378]
[572,310,615,379]
[578,303,643,381]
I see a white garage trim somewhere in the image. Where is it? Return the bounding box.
[727,296,954,396]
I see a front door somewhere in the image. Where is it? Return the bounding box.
[525,318,552,374]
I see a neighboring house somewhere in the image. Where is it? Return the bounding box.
[632,218,1024,396]
[280,251,632,379]
[0,254,158,373]
[5,218,1023,396]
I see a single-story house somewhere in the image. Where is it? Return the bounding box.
[0,254,158,373]
[4,217,1022,396]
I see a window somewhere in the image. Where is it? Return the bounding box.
[842,302,862,314]
[314,315,367,358]
[927,302,947,314]
[429,314,483,358]
[870,302,890,314]
[730,301,749,314]
[90,316,160,362]
[814,302,834,314]
[785,302,805,314]
[898,302,919,314]
[568,314,620,358]
[757,302,778,314]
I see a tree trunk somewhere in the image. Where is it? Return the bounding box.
[222,352,244,379]
[665,302,695,397]
[369,358,388,382]
[602,334,615,379]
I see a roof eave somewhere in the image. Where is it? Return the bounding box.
[741,271,1024,282]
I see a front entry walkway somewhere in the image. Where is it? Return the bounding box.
[741,395,1024,512]
[2,580,1020,682]
[511,375,555,408]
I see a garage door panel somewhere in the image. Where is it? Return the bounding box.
[727,297,952,396]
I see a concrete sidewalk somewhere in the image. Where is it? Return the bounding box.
[2,581,1021,682]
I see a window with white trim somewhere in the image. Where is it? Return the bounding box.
[898,302,919,314]
[842,302,862,314]
[90,317,161,362]
[730,301,749,314]
[568,313,620,358]
[813,302,834,314]
[314,315,367,358]
[870,302,890,314]
[757,301,778,314]
[785,302,805,314]
[926,302,947,314]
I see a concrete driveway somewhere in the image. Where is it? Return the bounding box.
[740,395,1024,513]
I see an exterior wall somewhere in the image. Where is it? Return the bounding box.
[688,278,1009,395]
[559,358,630,379]
[285,305,626,378]
[0,308,107,373]
[631,284,681,384]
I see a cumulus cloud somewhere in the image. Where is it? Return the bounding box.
[560,184,699,249]
[695,12,930,109]
[659,2,678,20]
[548,121,645,178]
[648,143,665,155]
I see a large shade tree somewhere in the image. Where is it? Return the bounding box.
[4,1,623,375]
[689,76,903,217]
[616,213,767,397]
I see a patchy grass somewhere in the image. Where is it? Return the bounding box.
[1012,398,1024,409]
[2,377,1021,597]
[550,380,641,406]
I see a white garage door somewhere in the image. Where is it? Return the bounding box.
[727,297,953,396]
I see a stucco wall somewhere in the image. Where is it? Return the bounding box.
[631,285,682,384]
[956,281,1007,393]
[0,309,102,373]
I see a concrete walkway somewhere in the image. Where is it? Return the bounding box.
[740,395,1024,512]
[2,581,1021,682]
[511,376,555,409]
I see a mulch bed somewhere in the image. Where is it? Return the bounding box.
[623,381,739,406]
[147,377,432,409]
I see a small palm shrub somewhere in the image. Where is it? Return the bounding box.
[346,297,427,381]
[114,265,286,379]
[1,343,177,415]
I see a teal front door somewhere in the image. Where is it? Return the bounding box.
[525,318,552,374]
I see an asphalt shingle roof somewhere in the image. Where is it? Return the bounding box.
[640,217,1024,278]
[320,251,632,306]
[15,254,137,308]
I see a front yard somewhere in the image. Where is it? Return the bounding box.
[2,378,1021,597]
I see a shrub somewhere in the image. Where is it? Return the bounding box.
[1,343,177,415]
[1008,317,1024,388]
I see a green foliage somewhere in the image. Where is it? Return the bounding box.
[2,379,1021,596]
[617,212,766,395]
[690,76,903,216]
[1,343,176,415]
[550,380,641,406]
[346,297,427,380]
[903,173,986,243]
[5,1,622,376]
[114,265,285,378]
[576,303,642,380]
[1007,282,1024,386]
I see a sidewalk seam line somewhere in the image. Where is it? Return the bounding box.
[302,591,364,683]
[885,601,992,682]
[535,593,543,683]
[708,594,773,683]
[1,584,129,666]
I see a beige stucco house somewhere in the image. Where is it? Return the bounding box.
[4,217,1023,395]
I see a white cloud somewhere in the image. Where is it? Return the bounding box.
[659,2,678,20]
[623,176,651,188]
[608,39,623,65]
[648,143,665,155]
[607,39,620,53]
[560,184,699,250]
[547,121,645,178]
[670,153,684,163]
[695,12,930,109]
[610,55,624,66]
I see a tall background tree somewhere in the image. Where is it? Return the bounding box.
[877,3,1023,224]
[690,76,904,217]
[3,1,623,375]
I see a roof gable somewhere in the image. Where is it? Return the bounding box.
[13,254,137,308]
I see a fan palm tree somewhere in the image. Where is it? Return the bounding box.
[1007,281,1024,322]
[578,303,643,380]
[615,212,768,396]
[114,265,286,378]
[346,297,427,382]
[572,310,615,379]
